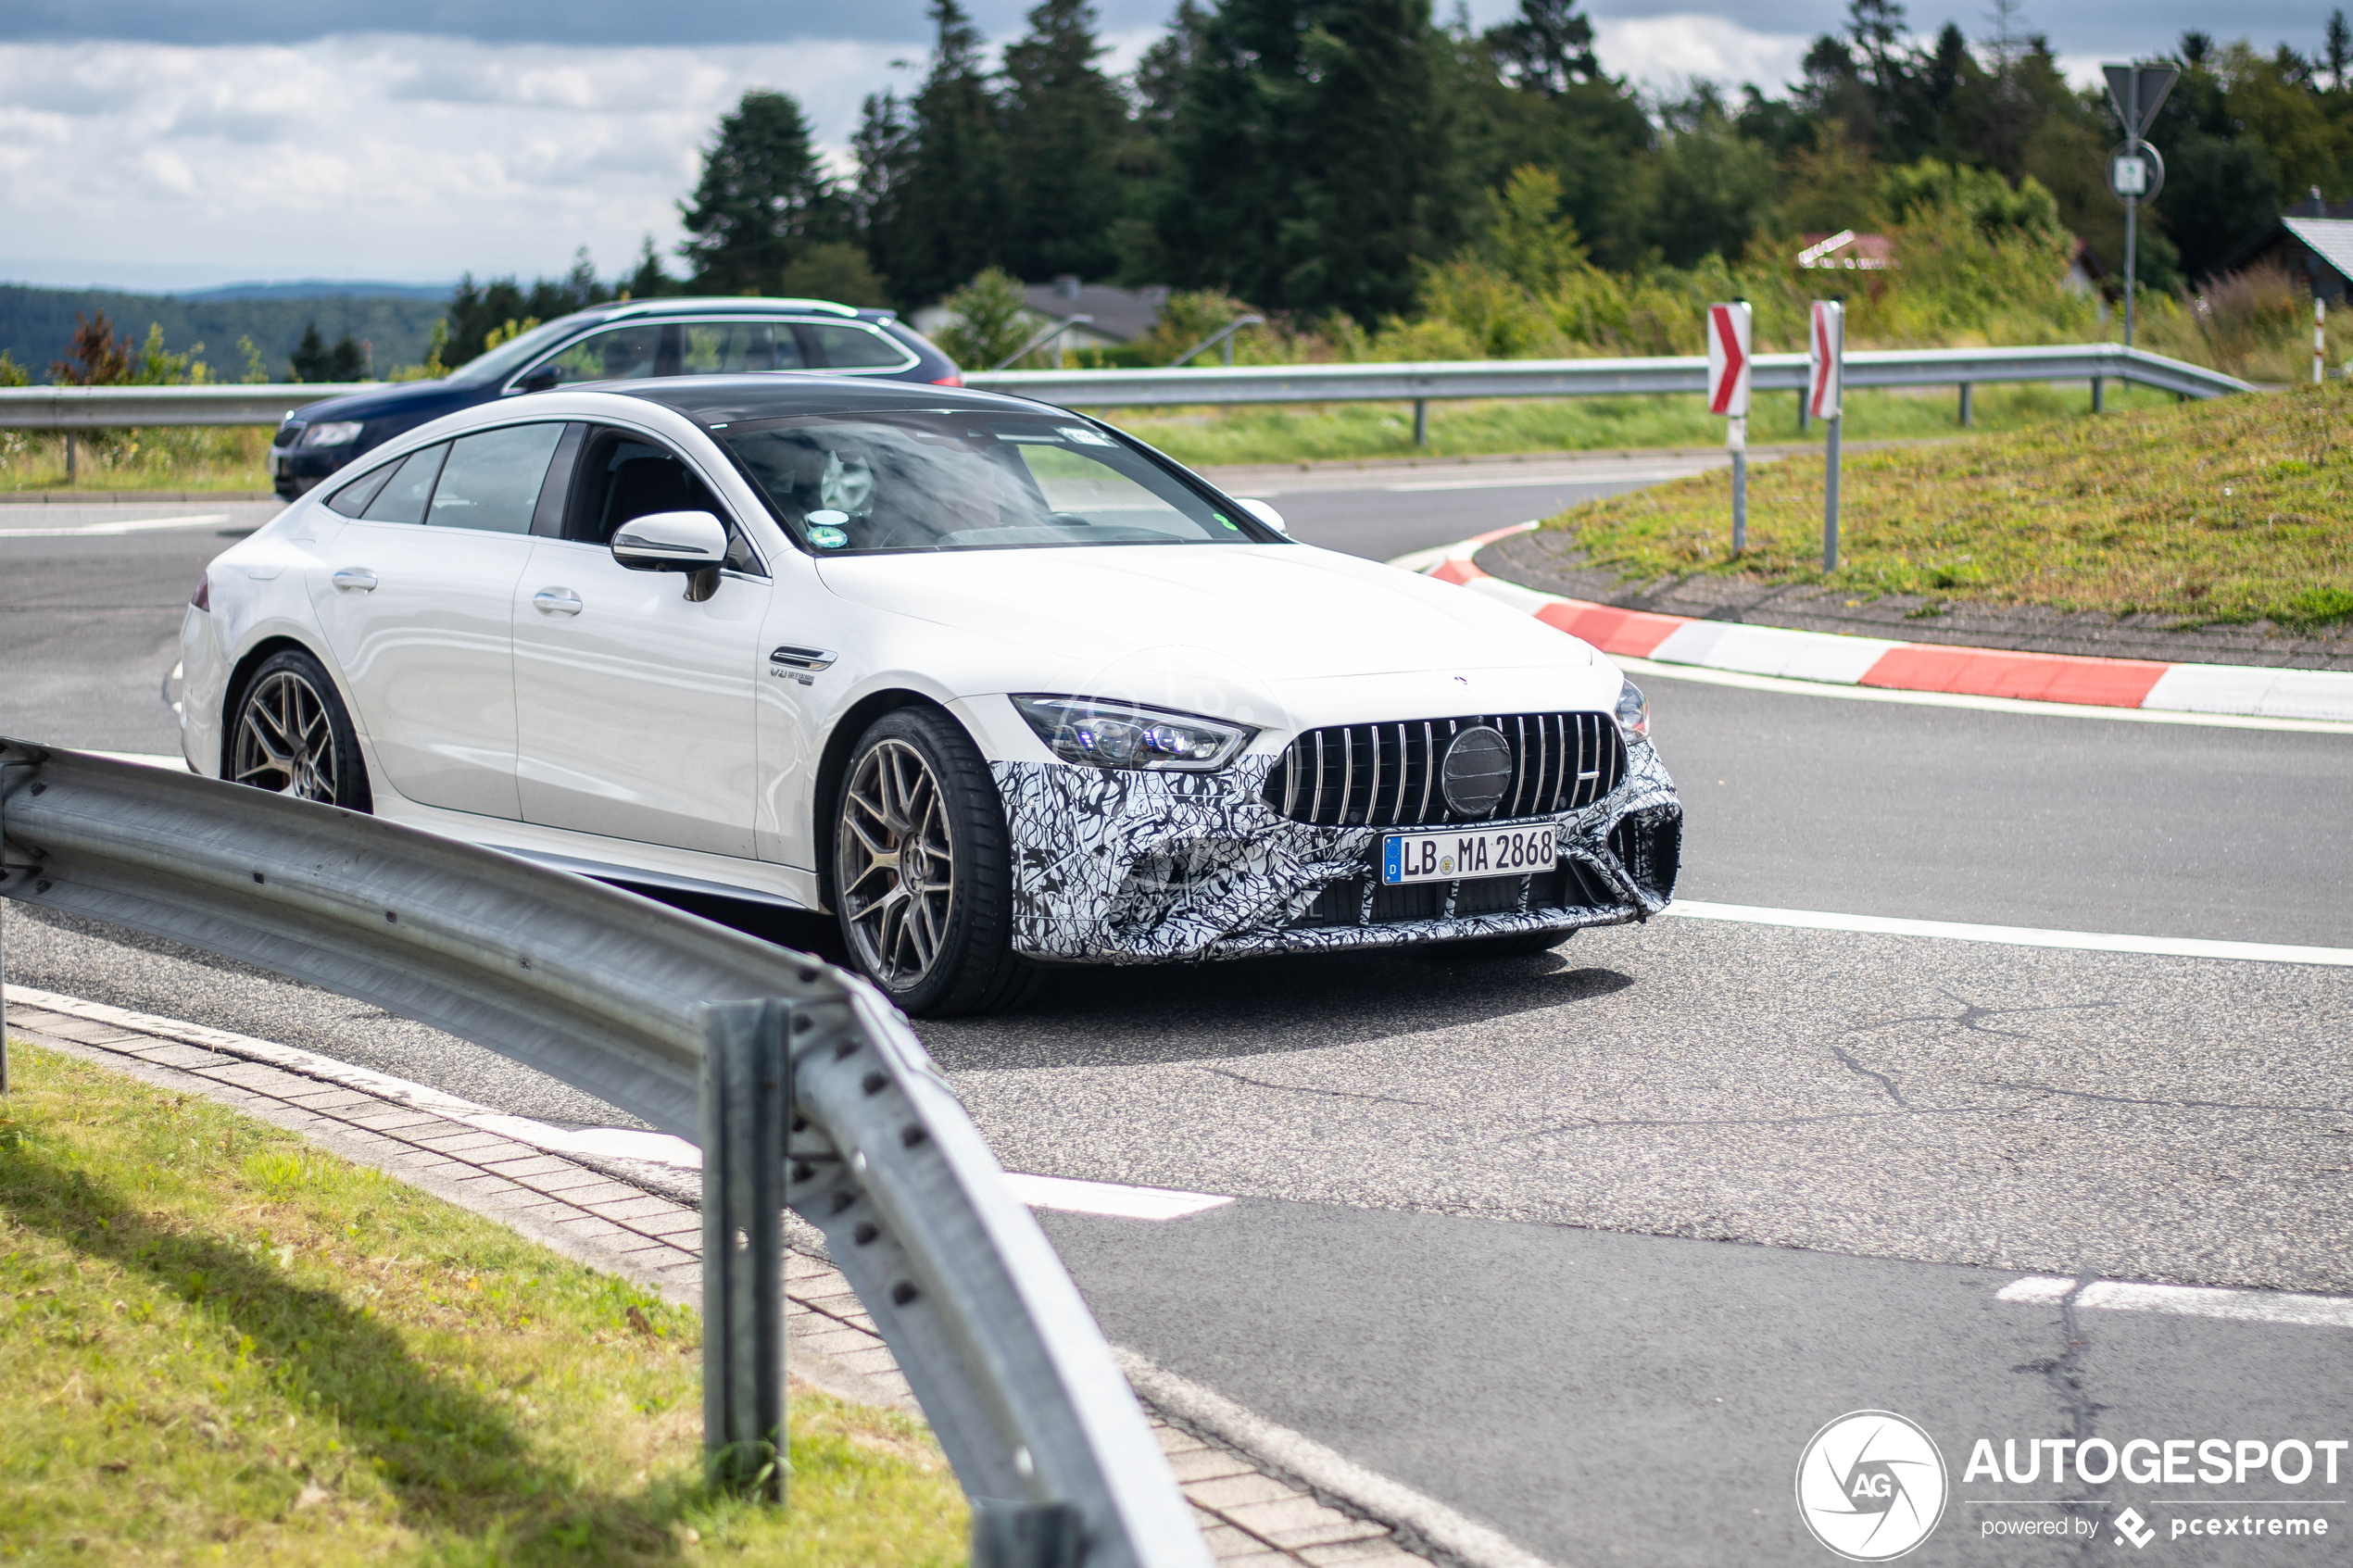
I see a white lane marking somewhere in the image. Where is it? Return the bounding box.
[1664,900,2353,967]
[82,750,191,771]
[1003,1172,1233,1221]
[0,512,233,539]
[1383,470,1698,492]
[1116,1348,1562,1568]
[1614,655,2353,735]
[2000,1275,2353,1330]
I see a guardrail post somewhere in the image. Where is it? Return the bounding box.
[2091,376,2105,414]
[701,997,792,1500]
[1958,383,1972,427]
[1411,398,1428,446]
[1822,415,1842,572]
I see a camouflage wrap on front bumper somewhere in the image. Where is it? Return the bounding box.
[991,737,1680,963]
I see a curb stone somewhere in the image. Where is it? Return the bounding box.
[1415,522,2353,724]
[1,985,1437,1568]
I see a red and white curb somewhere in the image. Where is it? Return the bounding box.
[1403,522,2353,726]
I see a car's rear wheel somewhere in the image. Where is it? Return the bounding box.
[834,707,1039,1017]
[227,649,371,812]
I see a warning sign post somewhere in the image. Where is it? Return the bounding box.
[1706,301,1752,553]
[1809,300,1845,571]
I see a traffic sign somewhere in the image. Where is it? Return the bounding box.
[2108,141,2165,202]
[1706,302,1751,417]
[1807,300,1843,421]
[2103,63,2178,142]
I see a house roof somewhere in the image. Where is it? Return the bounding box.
[1796,231,1896,270]
[1019,278,1169,344]
[2279,218,2353,283]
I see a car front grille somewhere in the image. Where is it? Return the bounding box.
[1263,712,1626,827]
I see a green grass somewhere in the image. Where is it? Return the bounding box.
[1105,383,2178,469]
[1537,381,2353,630]
[0,1040,968,1566]
[2,429,272,493]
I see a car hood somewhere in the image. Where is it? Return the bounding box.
[284,379,484,427]
[814,543,1597,688]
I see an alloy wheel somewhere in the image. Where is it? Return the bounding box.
[233,670,343,802]
[838,738,957,988]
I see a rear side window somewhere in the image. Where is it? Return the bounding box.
[359,444,448,525]
[325,460,396,518]
[527,323,676,386]
[683,321,809,373]
[808,322,915,370]
[428,424,567,533]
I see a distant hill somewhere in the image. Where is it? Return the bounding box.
[0,283,453,382]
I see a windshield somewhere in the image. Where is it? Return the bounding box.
[717,410,1279,554]
[447,318,593,386]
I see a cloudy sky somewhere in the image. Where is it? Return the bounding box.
[0,2,2334,293]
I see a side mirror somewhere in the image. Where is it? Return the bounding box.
[1234,496,1289,535]
[612,510,729,572]
[516,367,560,394]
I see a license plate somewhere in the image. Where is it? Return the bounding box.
[1381,823,1557,884]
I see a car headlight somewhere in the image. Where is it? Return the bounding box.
[1615,676,1650,740]
[298,421,365,447]
[1012,695,1255,772]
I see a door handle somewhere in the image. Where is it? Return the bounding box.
[532,587,584,616]
[330,567,377,592]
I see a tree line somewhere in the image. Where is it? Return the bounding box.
[457,0,2351,344]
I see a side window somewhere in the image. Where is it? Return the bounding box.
[524,323,678,387]
[566,426,761,573]
[325,460,396,518]
[807,321,914,371]
[359,444,448,525]
[427,423,567,533]
[682,321,809,373]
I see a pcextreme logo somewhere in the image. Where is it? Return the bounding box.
[1796,1411,1950,1562]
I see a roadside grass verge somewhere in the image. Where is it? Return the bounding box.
[1107,383,2177,468]
[1533,381,2353,631]
[0,1039,967,1566]
[3,429,271,493]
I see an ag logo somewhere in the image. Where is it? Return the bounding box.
[1795,1411,1947,1561]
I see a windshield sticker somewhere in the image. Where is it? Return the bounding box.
[1058,426,1117,445]
[809,524,849,549]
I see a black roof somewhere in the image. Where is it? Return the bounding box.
[611,373,1061,425]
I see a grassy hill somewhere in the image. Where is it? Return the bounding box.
[0,283,448,381]
[1541,382,2353,630]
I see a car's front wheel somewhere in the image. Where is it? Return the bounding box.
[834,707,1038,1017]
[227,648,372,811]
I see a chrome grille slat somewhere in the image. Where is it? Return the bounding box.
[1266,711,1625,828]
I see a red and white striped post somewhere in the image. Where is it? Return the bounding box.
[2317,296,2327,386]
[1707,301,1753,553]
[1809,300,1845,571]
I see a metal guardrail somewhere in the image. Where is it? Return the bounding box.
[0,741,1209,1568]
[971,344,2253,407]
[0,383,374,429]
[0,344,2248,432]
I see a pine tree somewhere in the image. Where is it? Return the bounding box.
[859,0,1008,307]
[1155,0,1318,307]
[679,89,849,294]
[999,0,1133,280]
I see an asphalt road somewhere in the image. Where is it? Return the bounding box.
[5,473,2350,1565]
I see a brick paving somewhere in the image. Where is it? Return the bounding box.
[1,985,1430,1567]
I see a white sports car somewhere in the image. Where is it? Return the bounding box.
[181,377,1681,1014]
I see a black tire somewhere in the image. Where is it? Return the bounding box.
[224,648,372,812]
[833,706,1040,1017]
[1415,928,1569,961]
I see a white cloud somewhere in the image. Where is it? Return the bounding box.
[0,35,912,288]
[1593,13,1812,93]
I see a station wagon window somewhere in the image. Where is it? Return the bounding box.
[427,423,568,533]
[807,321,914,371]
[682,321,809,373]
[719,411,1279,554]
[526,323,674,386]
